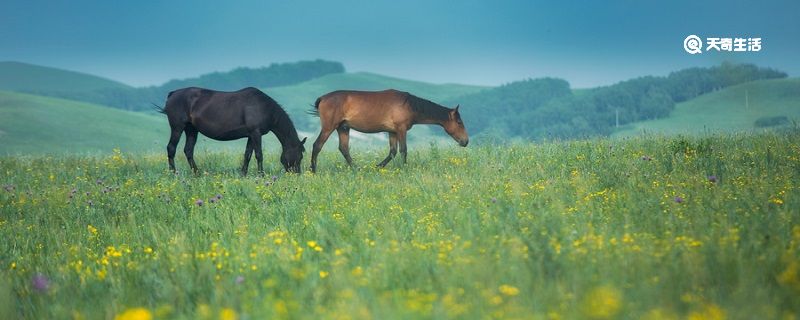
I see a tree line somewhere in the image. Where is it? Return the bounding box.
[448,62,787,141]
[28,60,345,111]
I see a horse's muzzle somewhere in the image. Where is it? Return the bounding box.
[459,139,469,147]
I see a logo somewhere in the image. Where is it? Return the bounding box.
[684,35,762,54]
[683,35,703,54]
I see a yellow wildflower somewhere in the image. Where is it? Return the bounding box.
[498,284,520,296]
[114,308,152,320]
[581,286,622,319]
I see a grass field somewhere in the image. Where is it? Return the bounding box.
[614,78,800,137]
[1,132,798,319]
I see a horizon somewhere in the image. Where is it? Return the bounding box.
[1,59,793,91]
[1,1,798,88]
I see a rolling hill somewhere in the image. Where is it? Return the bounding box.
[0,90,166,154]
[0,91,265,155]
[0,72,487,155]
[0,61,131,94]
[613,78,800,137]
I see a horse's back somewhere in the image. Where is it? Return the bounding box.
[164,86,285,140]
[317,89,414,133]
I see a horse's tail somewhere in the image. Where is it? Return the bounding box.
[152,103,167,114]
[305,97,321,117]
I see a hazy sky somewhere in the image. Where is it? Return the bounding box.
[1,0,798,88]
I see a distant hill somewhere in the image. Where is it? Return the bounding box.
[0,90,166,154]
[159,59,345,91]
[0,61,132,93]
[613,78,800,137]
[0,72,485,154]
[450,63,787,141]
[0,60,346,111]
[0,91,264,155]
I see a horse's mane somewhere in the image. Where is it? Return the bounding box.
[404,93,450,122]
[275,105,302,143]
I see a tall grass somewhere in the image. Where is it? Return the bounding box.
[1,133,798,319]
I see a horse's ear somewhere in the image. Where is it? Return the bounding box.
[454,105,460,113]
[301,137,307,145]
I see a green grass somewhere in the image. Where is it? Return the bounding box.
[614,78,800,137]
[0,61,131,93]
[1,133,798,319]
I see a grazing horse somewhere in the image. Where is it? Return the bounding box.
[309,89,468,172]
[156,87,306,175]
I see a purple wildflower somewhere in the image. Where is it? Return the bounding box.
[215,194,223,200]
[32,273,50,292]
[87,200,93,207]
[235,275,245,285]
[674,196,684,203]
[707,175,718,183]
[271,175,279,181]
[491,197,497,203]
[96,179,103,185]
[4,184,15,192]
[641,155,652,161]
[209,198,216,204]
[195,199,204,207]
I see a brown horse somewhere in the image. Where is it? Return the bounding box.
[156,87,306,175]
[309,89,468,172]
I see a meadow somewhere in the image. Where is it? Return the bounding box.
[1,132,799,319]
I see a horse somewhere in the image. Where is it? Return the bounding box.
[156,87,306,175]
[309,89,468,172]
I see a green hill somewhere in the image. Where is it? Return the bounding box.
[0,71,487,155]
[0,90,166,154]
[0,91,294,155]
[0,61,131,93]
[613,78,800,137]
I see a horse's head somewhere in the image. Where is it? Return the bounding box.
[281,137,307,173]
[443,105,468,147]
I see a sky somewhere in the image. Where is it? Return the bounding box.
[1,0,798,88]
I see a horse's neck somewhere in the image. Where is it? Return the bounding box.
[272,119,300,149]
[413,105,449,126]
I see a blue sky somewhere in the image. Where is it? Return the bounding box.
[1,0,798,88]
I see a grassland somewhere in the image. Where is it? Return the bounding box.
[1,132,798,319]
[614,78,800,137]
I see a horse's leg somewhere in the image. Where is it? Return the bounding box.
[166,126,183,173]
[183,126,199,174]
[397,129,408,165]
[241,137,254,176]
[336,126,353,167]
[311,128,335,173]
[377,133,398,167]
[252,133,265,175]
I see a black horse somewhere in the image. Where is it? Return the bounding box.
[156,87,306,175]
